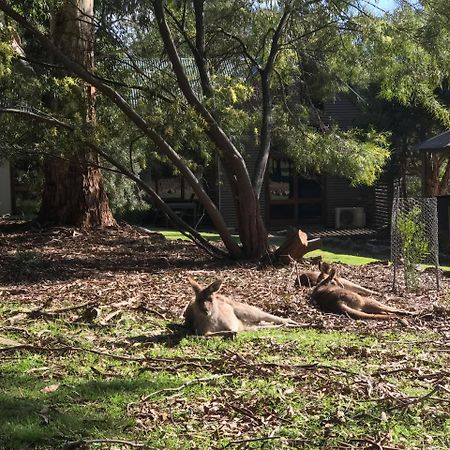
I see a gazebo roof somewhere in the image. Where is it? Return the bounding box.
[415,131,450,152]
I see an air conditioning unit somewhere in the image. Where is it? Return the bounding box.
[335,207,366,229]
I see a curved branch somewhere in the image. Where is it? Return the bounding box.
[216,28,261,71]
[252,7,291,197]
[153,0,267,257]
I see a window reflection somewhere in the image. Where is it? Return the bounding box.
[268,157,323,225]
[269,159,293,200]
[158,178,182,199]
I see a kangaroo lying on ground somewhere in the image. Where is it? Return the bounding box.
[184,277,295,335]
[311,267,413,320]
[297,262,377,296]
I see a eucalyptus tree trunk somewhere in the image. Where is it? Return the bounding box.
[38,0,115,227]
[154,0,269,259]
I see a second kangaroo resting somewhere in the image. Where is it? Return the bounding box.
[297,262,377,297]
[311,267,413,320]
[184,277,296,335]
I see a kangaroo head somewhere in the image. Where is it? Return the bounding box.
[187,277,223,314]
[316,262,334,284]
[315,267,337,290]
[318,261,331,274]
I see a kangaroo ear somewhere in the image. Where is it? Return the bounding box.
[329,268,336,278]
[187,277,202,294]
[205,279,223,294]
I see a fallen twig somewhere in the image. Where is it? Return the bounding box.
[62,438,144,449]
[223,435,291,448]
[0,344,69,354]
[141,373,233,400]
[349,435,402,450]
[0,326,32,337]
[382,384,450,411]
[136,304,167,320]
[223,350,357,375]
[0,343,210,366]
[226,402,263,424]
[372,366,419,377]
[45,301,97,315]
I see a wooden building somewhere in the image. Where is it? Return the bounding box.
[216,93,380,230]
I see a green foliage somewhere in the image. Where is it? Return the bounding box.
[274,118,391,186]
[0,0,409,225]
[396,206,430,290]
[343,5,450,129]
[103,170,149,218]
[0,39,14,79]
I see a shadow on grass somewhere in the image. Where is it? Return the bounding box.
[127,324,190,347]
[0,371,181,449]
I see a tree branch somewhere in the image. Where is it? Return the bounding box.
[216,28,261,71]
[252,6,291,198]
[152,0,267,257]
[63,439,144,449]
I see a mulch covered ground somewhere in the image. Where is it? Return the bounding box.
[1,220,449,336]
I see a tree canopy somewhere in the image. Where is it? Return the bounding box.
[6,0,449,256]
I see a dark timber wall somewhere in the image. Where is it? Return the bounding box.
[218,135,266,229]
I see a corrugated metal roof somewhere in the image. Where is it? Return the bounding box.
[111,56,254,103]
[415,131,450,152]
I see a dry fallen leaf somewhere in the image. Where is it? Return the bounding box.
[40,383,60,394]
[0,335,23,347]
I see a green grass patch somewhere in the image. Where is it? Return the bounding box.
[146,227,381,265]
[1,307,449,449]
[305,249,379,265]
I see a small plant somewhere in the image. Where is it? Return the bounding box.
[395,206,430,290]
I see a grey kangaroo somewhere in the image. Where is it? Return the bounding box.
[184,277,295,335]
[298,262,377,296]
[311,267,413,320]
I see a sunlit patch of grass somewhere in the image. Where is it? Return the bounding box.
[305,249,379,265]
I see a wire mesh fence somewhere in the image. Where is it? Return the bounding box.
[391,185,439,292]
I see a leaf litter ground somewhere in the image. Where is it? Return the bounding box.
[0,221,449,449]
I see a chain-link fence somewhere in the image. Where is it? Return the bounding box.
[391,185,439,291]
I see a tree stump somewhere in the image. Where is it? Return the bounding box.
[275,229,321,264]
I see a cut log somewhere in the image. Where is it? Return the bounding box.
[274,229,322,263]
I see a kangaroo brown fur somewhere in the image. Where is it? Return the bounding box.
[297,262,377,296]
[311,267,413,320]
[184,277,295,335]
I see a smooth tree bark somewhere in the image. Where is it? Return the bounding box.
[160,0,291,254]
[423,153,450,196]
[38,0,115,227]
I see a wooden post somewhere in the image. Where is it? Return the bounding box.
[274,229,322,264]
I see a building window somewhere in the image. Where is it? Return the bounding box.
[268,158,323,226]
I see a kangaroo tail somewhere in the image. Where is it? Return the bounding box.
[376,303,415,315]
[339,303,395,320]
